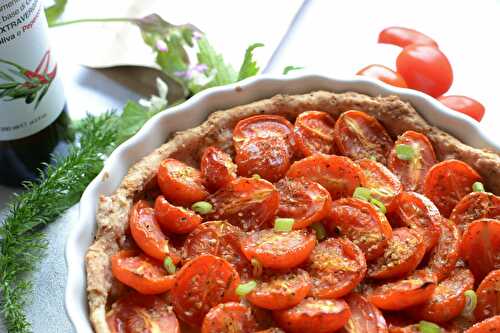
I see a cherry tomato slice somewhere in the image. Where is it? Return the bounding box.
[438,95,485,122]
[157,158,208,206]
[340,293,387,333]
[465,315,500,333]
[368,227,426,279]
[111,250,176,295]
[171,254,240,326]
[294,111,337,156]
[256,329,285,333]
[273,297,351,333]
[201,302,258,333]
[461,218,500,282]
[129,201,180,262]
[247,269,312,310]
[241,229,316,269]
[154,195,202,234]
[390,191,442,252]
[287,154,366,200]
[396,44,453,97]
[107,292,180,333]
[333,110,393,164]
[426,217,461,282]
[200,146,237,192]
[378,27,438,48]
[276,177,332,229]
[367,270,437,310]
[449,192,500,234]
[357,64,408,88]
[306,238,366,299]
[388,131,437,192]
[475,269,500,321]
[423,160,482,217]
[358,158,402,209]
[324,198,392,261]
[207,177,280,231]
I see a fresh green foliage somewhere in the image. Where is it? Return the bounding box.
[44,0,68,26]
[237,43,264,81]
[196,37,238,87]
[283,65,303,75]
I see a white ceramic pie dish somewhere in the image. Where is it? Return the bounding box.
[64,73,500,333]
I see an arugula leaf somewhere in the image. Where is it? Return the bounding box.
[196,37,238,87]
[237,43,264,81]
[44,0,68,26]
[283,65,303,75]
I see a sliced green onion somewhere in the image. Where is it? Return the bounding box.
[251,174,261,180]
[353,187,372,201]
[163,257,176,275]
[462,290,477,315]
[236,280,257,297]
[370,198,387,214]
[370,188,394,197]
[311,222,327,240]
[418,321,441,333]
[395,144,415,161]
[472,181,485,192]
[274,218,294,232]
[251,258,262,277]
[191,201,213,214]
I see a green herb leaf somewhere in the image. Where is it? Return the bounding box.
[115,101,154,145]
[45,0,68,26]
[237,43,264,81]
[283,65,303,75]
[196,36,237,87]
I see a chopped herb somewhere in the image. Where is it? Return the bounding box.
[236,280,257,296]
[472,181,485,192]
[311,222,327,240]
[191,201,213,214]
[395,144,415,160]
[251,174,261,180]
[370,198,387,214]
[353,187,372,201]
[418,321,441,333]
[251,258,262,277]
[163,257,176,274]
[274,218,294,232]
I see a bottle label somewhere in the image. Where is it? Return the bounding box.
[0,0,65,140]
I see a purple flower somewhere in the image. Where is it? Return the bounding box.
[155,39,168,52]
[174,64,208,79]
[193,30,203,40]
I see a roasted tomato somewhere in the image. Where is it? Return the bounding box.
[200,146,237,191]
[449,192,500,234]
[438,95,486,122]
[171,254,240,326]
[423,160,482,217]
[358,158,402,209]
[273,298,351,333]
[368,227,426,279]
[333,110,393,164]
[340,293,387,333]
[388,131,437,192]
[233,115,296,182]
[426,217,461,282]
[247,269,312,310]
[475,269,500,321]
[324,198,392,261]
[154,195,202,234]
[107,292,180,333]
[157,158,208,206]
[357,64,408,88]
[256,329,285,333]
[111,250,176,295]
[378,27,438,48]
[240,229,316,269]
[287,154,366,200]
[293,111,337,156]
[207,177,280,231]
[306,238,366,299]
[465,316,500,333]
[201,302,258,333]
[275,177,332,229]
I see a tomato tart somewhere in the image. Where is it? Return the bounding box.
[86,91,500,333]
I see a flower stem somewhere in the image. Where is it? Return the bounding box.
[49,17,133,28]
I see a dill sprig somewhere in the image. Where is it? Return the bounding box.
[0,112,118,333]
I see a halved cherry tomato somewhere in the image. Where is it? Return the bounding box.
[240,229,316,269]
[358,158,402,209]
[333,110,393,164]
[396,44,453,97]
[306,238,366,299]
[233,115,296,182]
[247,269,311,310]
[287,154,366,200]
[171,254,240,326]
[426,218,461,282]
[200,146,237,191]
[111,250,176,295]
[465,315,500,333]
[207,177,280,231]
[475,269,500,321]
[388,131,437,192]
[275,177,332,229]
[438,95,485,122]
[378,27,438,48]
[340,293,387,333]
[154,195,202,234]
[368,227,426,279]
[423,160,482,217]
[449,192,500,234]
[256,329,285,333]
[201,302,258,333]
[367,270,436,310]
[273,298,351,333]
[107,292,180,333]
[293,111,337,156]
[461,219,500,282]
[390,191,442,252]
[129,201,180,262]
[357,64,408,88]
[324,198,392,261]
[408,268,474,323]
[157,158,208,206]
